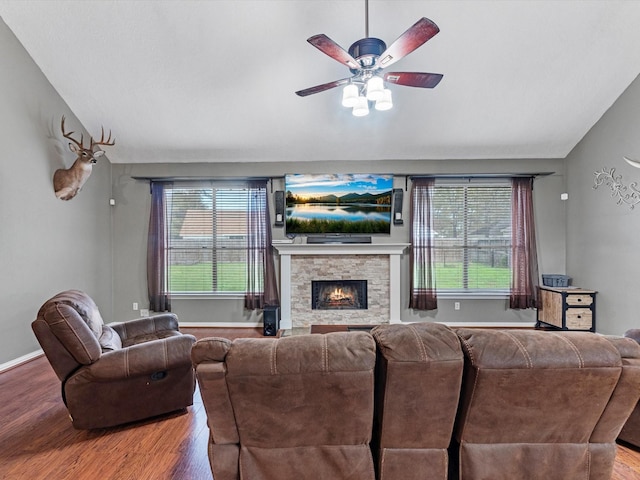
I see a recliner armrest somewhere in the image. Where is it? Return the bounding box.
[77,334,195,381]
[110,313,180,342]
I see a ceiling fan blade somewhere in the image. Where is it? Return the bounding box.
[384,72,443,88]
[376,18,440,69]
[307,34,361,70]
[295,77,353,97]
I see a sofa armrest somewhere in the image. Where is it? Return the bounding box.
[110,313,180,342]
[195,362,240,445]
[625,329,640,344]
[191,338,238,445]
[192,337,232,363]
[78,334,195,381]
[592,335,640,442]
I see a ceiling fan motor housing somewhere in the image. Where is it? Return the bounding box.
[348,37,386,72]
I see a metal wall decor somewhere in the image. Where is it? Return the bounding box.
[593,167,640,209]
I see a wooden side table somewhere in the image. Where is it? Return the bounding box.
[536,286,596,332]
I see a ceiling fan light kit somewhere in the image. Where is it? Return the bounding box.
[375,88,393,111]
[352,95,370,117]
[296,1,443,117]
[342,84,359,108]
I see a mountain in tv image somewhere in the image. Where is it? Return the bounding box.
[286,191,392,205]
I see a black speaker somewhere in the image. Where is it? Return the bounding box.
[263,306,280,336]
[274,191,285,227]
[392,188,404,225]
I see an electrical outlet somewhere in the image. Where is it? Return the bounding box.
[132,302,138,311]
[454,302,460,311]
[140,308,150,317]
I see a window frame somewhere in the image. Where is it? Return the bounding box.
[163,181,260,298]
[427,178,513,298]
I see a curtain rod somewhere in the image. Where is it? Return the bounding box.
[407,172,554,189]
[409,172,554,179]
[132,176,275,194]
[131,176,272,182]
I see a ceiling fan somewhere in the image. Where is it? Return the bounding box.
[295,0,443,115]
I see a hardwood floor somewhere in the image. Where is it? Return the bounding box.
[1,327,640,479]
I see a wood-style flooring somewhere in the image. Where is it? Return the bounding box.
[1,327,640,479]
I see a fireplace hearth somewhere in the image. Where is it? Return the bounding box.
[312,280,368,310]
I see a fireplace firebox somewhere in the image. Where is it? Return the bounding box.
[311,280,368,310]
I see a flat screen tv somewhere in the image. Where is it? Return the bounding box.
[285,173,393,236]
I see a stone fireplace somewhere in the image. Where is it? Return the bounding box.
[273,243,409,330]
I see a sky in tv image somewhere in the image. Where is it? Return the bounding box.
[285,174,393,199]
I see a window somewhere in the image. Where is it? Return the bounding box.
[415,180,512,294]
[164,183,262,294]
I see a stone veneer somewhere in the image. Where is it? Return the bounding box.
[291,254,389,328]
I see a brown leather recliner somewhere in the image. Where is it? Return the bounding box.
[370,323,464,480]
[617,328,640,448]
[32,290,196,429]
[191,331,377,480]
[453,328,640,480]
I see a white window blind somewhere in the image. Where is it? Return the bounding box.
[431,183,512,293]
[165,185,253,293]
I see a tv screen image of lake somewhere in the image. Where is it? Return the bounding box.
[285,174,393,235]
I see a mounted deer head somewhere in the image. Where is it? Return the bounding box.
[53,116,115,200]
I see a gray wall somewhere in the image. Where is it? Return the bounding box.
[112,158,566,326]
[0,18,113,364]
[566,73,640,336]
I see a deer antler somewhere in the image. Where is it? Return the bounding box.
[90,126,115,151]
[60,115,85,150]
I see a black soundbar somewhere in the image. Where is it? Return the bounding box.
[306,235,372,244]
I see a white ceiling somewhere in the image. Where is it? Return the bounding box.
[2,0,640,164]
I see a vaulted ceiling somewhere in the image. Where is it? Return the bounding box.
[2,0,640,164]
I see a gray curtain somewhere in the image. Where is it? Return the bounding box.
[510,177,540,309]
[410,178,438,310]
[147,181,172,312]
[245,180,280,309]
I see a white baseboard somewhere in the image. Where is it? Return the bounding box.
[180,321,262,328]
[439,321,537,328]
[0,349,43,373]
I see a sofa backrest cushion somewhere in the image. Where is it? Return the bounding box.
[455,329,622,444]
[225,331,376,447]
[371,322,464,448]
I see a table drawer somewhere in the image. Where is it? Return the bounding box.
[566,295,594,307]
[565,309,593,330]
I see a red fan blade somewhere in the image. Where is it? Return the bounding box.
[384,72,443,88]
[295,77,353,97]
[307,34,361,70]
[376,18,440,69]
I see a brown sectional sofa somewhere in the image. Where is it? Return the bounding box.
[192,324,640,480]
